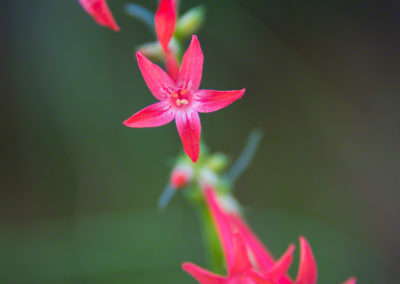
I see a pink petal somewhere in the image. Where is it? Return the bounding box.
[136,52,176,101]
[205,188,236,273]
[341,277,357,284]
[182,262,226,284]
[155,0,177,52]
[79,0,120,31]
[123,101,175,128]
[177,35,204,91]
[295,237,317,284]
[193,89,245,113]
[229,214,276,272]
[165,49,180,82]
[175,109,201,162]
[266,244,295,279]
[248,272,277,284]
[231,231,253,275]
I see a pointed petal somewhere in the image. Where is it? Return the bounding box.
[205,188,235,274]
[266,244,295,279]
[231,231,253,275]
[136,52,176,101]
[79,0,120,31]
[295,237,317,284]
[165,49,180,81]
[177,35,204,91]
[248,271,277,284]
[175,109,201,162]
[229,214,275,272]
[193,89,245,113]
[123,101,175,128]
[155,0,177,52]
[341,277,357,284]
[182,262,226,284]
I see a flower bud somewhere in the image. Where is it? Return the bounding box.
[175,6,205,39]
[137,39,180,62]
[170,165,193,189]
[206,152,228,173]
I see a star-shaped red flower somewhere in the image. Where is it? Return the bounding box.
[79,0,120,31]
[123,35,245,162]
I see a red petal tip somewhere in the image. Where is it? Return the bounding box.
[136,51,144,59]
[188,152,199,163]
[79,0,120,31]
[295,236,317,284]
[342,277,357,284]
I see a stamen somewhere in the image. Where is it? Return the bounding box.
[176,99,181,106]
[172,93,178,98]
[181,99,189,105]
[180,90,187,96]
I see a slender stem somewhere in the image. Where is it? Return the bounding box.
[198,202,225,274]
[125,4,155,34]
[158,183,176,209]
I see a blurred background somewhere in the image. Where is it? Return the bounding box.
[2,0,400,283]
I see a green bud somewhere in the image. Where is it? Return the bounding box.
[137,41,164,62]
[175,6,206,39]
[207,152,228,173]
[136,38,180,63]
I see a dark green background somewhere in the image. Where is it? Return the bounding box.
[2,0,399,283]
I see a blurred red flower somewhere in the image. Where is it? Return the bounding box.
[183,187,356,284]
[155,0,177,52]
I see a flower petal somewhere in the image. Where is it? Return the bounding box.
[193,89,245,113]
[341,277,357,284]
[231,231,253,275]
[79,0,120,31]
[229,214,276,272]
[205,188,235,274]
[295,237,317,284]
[182,262,226,284]
[123,102,175,128]
[248,271,277,284]
[266,244,295,279]
[136,52,176,101]
[155,0,177,52]
[175,109,201,162]
[177,35,204,91]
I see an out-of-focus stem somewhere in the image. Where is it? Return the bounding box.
[158,183,176,209]
[198,202,225,274]
[125,4,155,32]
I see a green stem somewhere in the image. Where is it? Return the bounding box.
[198,202,225,274]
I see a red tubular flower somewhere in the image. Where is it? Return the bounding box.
[155,0,177,52]
[79,0,120,31]
[123,36,245,162]
[183,187,356,284]
[183,187,275,283]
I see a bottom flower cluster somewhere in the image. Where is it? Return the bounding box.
[182,186,356,284]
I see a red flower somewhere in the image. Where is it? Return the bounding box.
[183,187,356,284]
[155,0,177,52]
[183,187,275,283]
[123,36,245,162]
[79,0,120,31]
